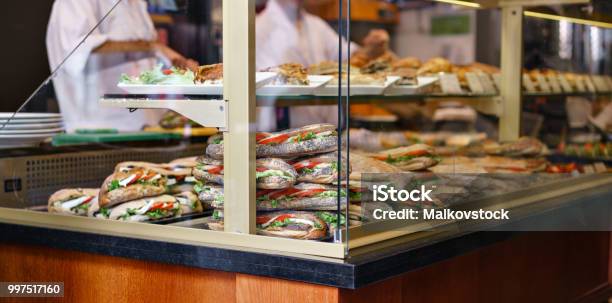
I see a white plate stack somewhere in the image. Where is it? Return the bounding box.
[0,113,65,148]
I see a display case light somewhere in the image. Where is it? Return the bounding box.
[431,0,482,8]
[524,11,612,29]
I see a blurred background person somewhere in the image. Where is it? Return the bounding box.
[47,0,198,132]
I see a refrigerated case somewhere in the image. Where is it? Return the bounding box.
[0,0,610,261]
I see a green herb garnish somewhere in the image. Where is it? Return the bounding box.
[109,180,121,191]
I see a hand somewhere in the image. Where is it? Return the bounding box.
[362,29,390,58]
[156,43,200,72]
[172,57,200,72]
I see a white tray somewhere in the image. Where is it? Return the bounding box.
[314,76,400,96]
[0,113,62,119]
[384,76,439,96]
[117,72,277,95]
[0,127,64,135]
[0,117,63,124]
[0,122,64,130]
[257,75,333,96]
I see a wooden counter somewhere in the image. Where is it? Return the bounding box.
[1,231,610,302]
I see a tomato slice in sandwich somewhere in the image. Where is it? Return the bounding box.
[207,166,224,175]
[142,172,158,180]
[150,202,173,211]
[256,133,270,142]
[256,214,295,225]
[257,134,289,145]
[256,189,275,198]
[268,188,302,200]
[290,189,327,198]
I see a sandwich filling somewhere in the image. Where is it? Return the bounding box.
[256,188,346,207]
[119,199,179,221]
[293,160,337,176]
[54,195,95,213]
[257,214,323,230]
[257,130,337,146]
[255,168,294,180]
[175,195,198,210]
[108,171,163,191]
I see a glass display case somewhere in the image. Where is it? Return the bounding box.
[0,0,610,259]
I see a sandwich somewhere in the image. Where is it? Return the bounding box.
[192,156,224,185]
[256,124,338,158]
[207,124,338,159]
[108,195,181,222]
[173,191,203,215]
[196,184,224,209]
[205,134,224,160]
[315,211,348,236]
[349,152,402,181]
[265,63,310,85]
[308,61,340,76]
[417,57,453,75]
[168,157,199,169]
[87,195,111,219]
[205,210,225,231]
[114,161,167,173]
[256,158,298,189]
[257,211,328,240]
[487,137,547,158]
[392,57,422,70]
[256,183,347,211]
[360,59,391,75]
[164,157,200,193]
[371,144,440,171]
[192,157,297,189]
[195,63,223,84]
[48,188,99,216]
[99,167,167,208]
[292,152,349,184]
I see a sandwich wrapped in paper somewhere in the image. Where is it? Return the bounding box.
[371,144,440,171]
[99,167,167,208]
[48,188,99,216]
[256,183,347,211]
[206,124,338,160]
[257,211,327,240]
[292,152,349,184]
[173,192,203,215]
[108,195,181,222]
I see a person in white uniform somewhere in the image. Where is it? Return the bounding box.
[46,0,197,132]
[256,0,356,131]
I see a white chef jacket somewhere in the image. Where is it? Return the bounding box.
[256,0,356,131]
[47,0,164,132]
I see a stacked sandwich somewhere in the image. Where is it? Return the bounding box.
[48,158,205,222]
[196,123,350,240]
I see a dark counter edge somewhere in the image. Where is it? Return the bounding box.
[0,183,610,289]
